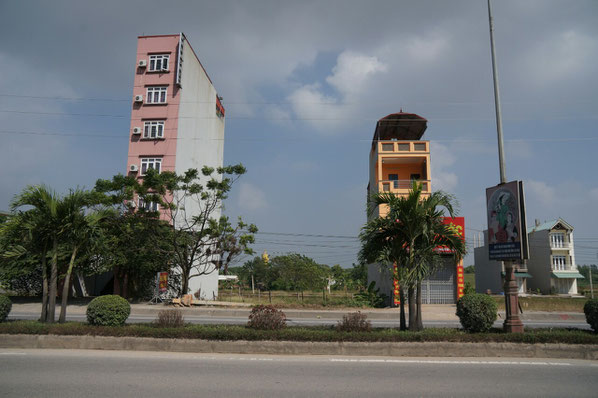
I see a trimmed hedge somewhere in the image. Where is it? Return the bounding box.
[456,293,498,333]
[86,295,131,327]
[0,295,11,322]
[584,298,598,332]
[1,321,597,345]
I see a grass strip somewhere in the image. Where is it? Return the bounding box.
[1,321,596,345]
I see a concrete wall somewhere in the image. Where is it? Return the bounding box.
[367,263,395,306]
[174,37,225,300]
[474,233,503,294]
[526,230,551,294]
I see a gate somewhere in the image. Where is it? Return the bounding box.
[420,262,456,304]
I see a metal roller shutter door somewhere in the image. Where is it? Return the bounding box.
[421,263,456,304]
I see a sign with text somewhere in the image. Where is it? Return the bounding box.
[486,181,529,261]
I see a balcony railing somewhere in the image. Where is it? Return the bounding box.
[378,179,430,194]
[550,242,573,249]
[377,141,429,153]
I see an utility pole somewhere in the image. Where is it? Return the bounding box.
[591,254,596,299]
[487,0,523,333]
[590,265,594,299]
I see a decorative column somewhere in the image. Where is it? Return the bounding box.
[503,261,524,333]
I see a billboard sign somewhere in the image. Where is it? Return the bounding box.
[486,181,529,260]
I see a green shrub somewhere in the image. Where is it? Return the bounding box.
[86,295,131,327]
[456,293,498,333]
[354,281,388,308]
[584,298,598,333]
[0,295,12,322]
[247,305,286,330]
[463,281,476,296]
[154,309,185,328]
[336,311,372,332]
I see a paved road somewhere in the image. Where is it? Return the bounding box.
[7,312,591,330]
[0,349,596,397]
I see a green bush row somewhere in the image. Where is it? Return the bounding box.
[1,321,597,345]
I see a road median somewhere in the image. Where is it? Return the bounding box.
[1,334,597,360]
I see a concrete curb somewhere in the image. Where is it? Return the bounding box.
[1,334,596,360]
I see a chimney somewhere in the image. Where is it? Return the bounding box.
[535,219,541,227]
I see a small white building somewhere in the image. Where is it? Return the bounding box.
[526,219,583,295]
[474,218,584,296]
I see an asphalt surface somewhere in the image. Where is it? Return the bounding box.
[7,302,591,329]
[1,349,597,397]
[7,311,592,329]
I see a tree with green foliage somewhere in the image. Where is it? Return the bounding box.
[269,253,328,293]
[95,165,257,296]
[464,265,475,274]
[329,264,347,291]
[7,185,62,322]
[57,190,114,323]
[239,256,272,290]
[359,182,466,331]
[348,262,368,291]
[4,185,109,323]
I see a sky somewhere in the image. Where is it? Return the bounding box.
[1,0,597,268]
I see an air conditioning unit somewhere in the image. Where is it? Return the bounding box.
[138,59,147,67]
[129,164,139,172]
[132,127,142,135]
[134,95,143,103]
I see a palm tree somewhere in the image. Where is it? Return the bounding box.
[359,182,466,331]
[10,185,61,322]
[57,190,112,323]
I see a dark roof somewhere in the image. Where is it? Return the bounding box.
[373,112,427,141]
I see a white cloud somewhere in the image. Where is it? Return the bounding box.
[505,140,532,159]
[325,51,388,96]
[431,143,458,192]
[526,180,557,208]
[404,34,450,63]
[287,51,388,131]
[432,171,458,193]
[523,30,597,86]
[238,182,268,211]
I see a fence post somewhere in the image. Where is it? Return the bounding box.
[269,290,272,304]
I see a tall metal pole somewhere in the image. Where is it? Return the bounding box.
[487,0,523,333]
[488,0,507,184]
[591,254,596,299]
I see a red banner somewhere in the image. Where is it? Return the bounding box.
[158,272,168,293]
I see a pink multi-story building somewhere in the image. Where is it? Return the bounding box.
[126,33,225,299]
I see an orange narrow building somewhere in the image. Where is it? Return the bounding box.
[366,112,465,305]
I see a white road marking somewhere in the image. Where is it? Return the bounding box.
[329,358,572,366]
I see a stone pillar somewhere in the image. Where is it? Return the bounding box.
[503,261,524,333]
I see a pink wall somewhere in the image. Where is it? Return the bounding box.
[127,35,181,176]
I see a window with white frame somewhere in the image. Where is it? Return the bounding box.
[149,54,169,71]
[146,86,167,104]
[138,197,159,212]
[551,233,565,248]
[552,255,566,270]
[140,157,162,175]
[143,121,165,139]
